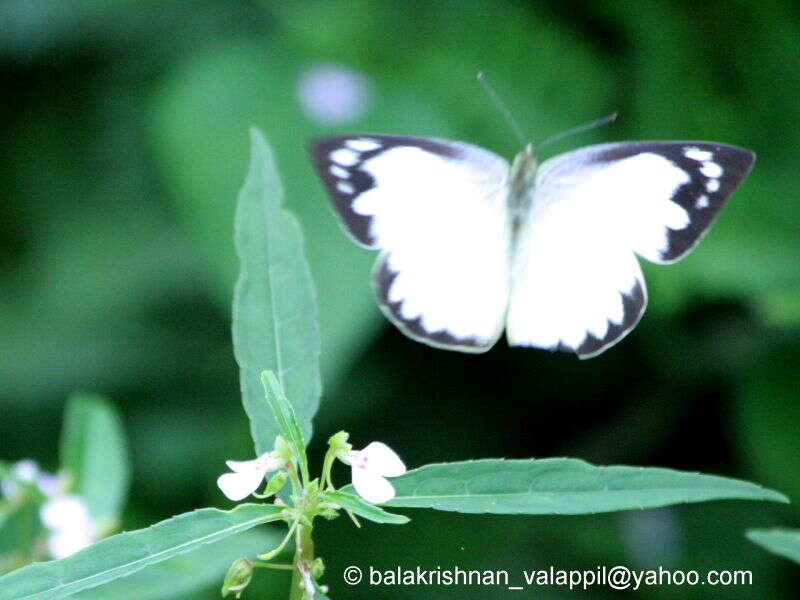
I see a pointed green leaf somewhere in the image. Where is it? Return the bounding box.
[322,491,409,525]
[0,504,285,600]
[71,529,282,600]
[232,128,321,454]
[747,528,800,565]
[59,393,129,524]
[350,459,789,514]
[261,371,308,479]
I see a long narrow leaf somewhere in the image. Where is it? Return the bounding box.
[747,528,800,565]
[72,529,282,600]
[261,370,308,480]
[232,128,321,454]
[343,459,789,514]
[0,504,284,600]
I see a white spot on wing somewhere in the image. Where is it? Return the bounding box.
[684,147,713,162]
[695,195,709,209]
[706,179,720,192]
[700,161,723,178]
[330,148,359,166]
[330,165,349,178]
[336,181,355,194]
[346,139,381,152]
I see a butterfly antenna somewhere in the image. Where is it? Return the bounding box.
[536,112,618,151]
[477,72,529,147]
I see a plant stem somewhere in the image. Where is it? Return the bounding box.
[289,522,315,600]
[254,562,294,570]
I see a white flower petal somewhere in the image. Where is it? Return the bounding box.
[361,442,406,477]
[47,528,94,559]
[352,467,396,504]
[225,457,262,474]
[226,452,279,475]
[13,459,40,482]
[2,459,41,499]
[40,496,92,532]
[217,470,264,502]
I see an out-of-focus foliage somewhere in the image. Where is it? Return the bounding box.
[1,0,798,598]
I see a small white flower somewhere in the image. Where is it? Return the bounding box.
[1,459,40,499]
[217,452,282,502]
[347,442,406,504]
[40,495,96,559]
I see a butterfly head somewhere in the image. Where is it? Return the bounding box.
[509,143,539,200]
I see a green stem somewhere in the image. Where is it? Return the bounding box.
[320,448,335,490]
[289,522,315,600]
[254,562,294,570]
[258,518,299,561]
[285,462,302,498]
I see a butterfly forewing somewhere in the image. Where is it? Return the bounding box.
[506,140,754,357]
[309,134,512,352]
[586,141,755,263]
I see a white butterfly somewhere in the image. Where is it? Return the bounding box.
[309,134,754,358]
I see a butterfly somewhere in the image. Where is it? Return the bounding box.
[309,133,755,358]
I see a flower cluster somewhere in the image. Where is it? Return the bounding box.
[216,436,406,505]
[0,459,96,559]
[215,428,408,599]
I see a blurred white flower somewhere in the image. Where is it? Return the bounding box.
[297,63,371,125]
[40,495,96,559]
[346,442,406,504]
[217,452,283,501]
[1,459,41,500]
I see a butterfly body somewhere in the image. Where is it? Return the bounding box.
[508,143,538,217]
[310,134,754,358]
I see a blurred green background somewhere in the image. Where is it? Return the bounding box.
[1,0,799,597]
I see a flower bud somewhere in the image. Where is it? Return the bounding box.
[263,472,288,497]
[221,558,253,598]
[311,557,325,579]
[328,431,352,462]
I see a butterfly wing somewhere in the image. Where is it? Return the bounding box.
[507,141,755,358]
[310,134,511,352]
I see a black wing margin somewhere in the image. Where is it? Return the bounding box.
[308,134,462,249]
[595,141,755,263]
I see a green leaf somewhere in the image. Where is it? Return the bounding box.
[351,459,789,514]
[0,504,285,600]
[747,528,800,565]
[322,491,409,525]
[72,529,282,600]
[232,128,321,455]
[261,371,308,479]
[59,392,129,524]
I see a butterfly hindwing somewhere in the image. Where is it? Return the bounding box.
[309,134,511,352]
[506,140,754,358]
[506,183,648,358]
